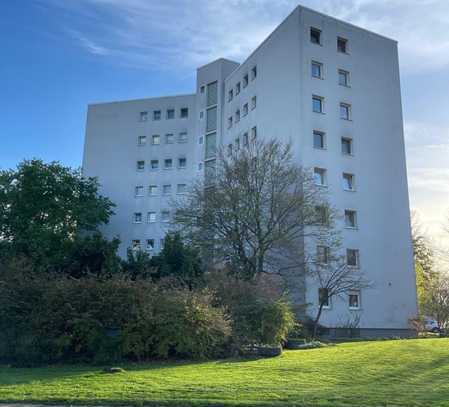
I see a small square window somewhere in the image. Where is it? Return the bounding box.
[349,291,360,309]
[243,132,249,147]
[338,37,348,53]
[135,186,144,197]
[199,136,204,145]
[153,110,161,121]
[177,184,187,194]
[166,109,175,119]
[180,107,189,118]
[147,212,156,223]
[339,69,349,86]
[146,239,155,251]
[136,160,145,171]
[138,135,147,146]
[342,137,353,155]
[236,82,241,95]
[235,137,240,151]
[251,96,257,110]
[343,173,355,191]
[319,288,330,308]
[164,158,173,169]
[149,185,158,196]
[251,126,257,141]
[310,27,321,44]
[228,116,233,129]
[178,157,187,169]
[315,205,328,225]
[228,89,233,102]
[178,132,188,143]
[314,167,327,186]
[227,143,233,156]
[347,249,360,268]
[311,61,322,79]
[235,109,240,123]
[313,95,324,113]
[163,184,172,195]
[152,134,160,145]
[200,85,205,93]
[317,245,330,264]
[150,159,159,170]
[313,131,325,149]
[199,111,204,119]
[251,65,257,80]
[345,210,357,228]
[165,133,174,144]
[139,111,148,122]
[132,239,141,250]
[133,212,142,223]
[242,103,248,116]
[243,74,249,88]
[198,162,203,171]
[161,210,170,222]
[340,103,351,120]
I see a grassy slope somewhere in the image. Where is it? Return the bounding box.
[1,339,449,407]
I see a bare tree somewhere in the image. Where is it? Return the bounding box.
[173,139,335,281]
[424,276,449,330]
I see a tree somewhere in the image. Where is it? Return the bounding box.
[424,276,449,329]
[0,159,115,272]
[173,139,333,281]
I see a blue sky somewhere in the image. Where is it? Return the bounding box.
[1,0,448,242]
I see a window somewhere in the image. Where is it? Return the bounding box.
[139,111,148,122]
[164,158,173,169]
[133,212,142,223]
[153,110,161,121]
[146,239,155,251]
[340,103,351,120]
[177,184,187,194]
[341,137,353,155]
[313,95,324,113]
[206,106,218,132]
[149,185,158,196]
[132,239,141,250]
[251,65,257,80]
[161,210,170,222]
[235,109,240,123]
[315,205,328,225]
[227,116,233,129]
[180,107,189,118]
[339,69,349,86]
[317,245,329,264]
[243,132,249,147]
[310,27,321,44]
[236,82,241,95]
[178,132,188,143]
[207,81,218,106]
[235,137,240,151]
[338,37,348,53]
[152,134,160,145]
[313,131,325,149]
[150,159,159,170]
[199,111,204,119]
[228,89,233,102]
[147,211,156,223]
[205,132,216,159]
[311,61,322,78]
[347,249,360,268]
[166,109,175,119]
[242,103,248,116]
[343,173,355,191]
[162,184,172,195]
[205,159,216,184]
[318,288,330,308]
[165,133,174,144]
[178,157,187,169]
[227,144,233,156]
[136,160,145,171]
[138,135,147,146]
[314,167,327,186]
[251,95,257,110]
[135,186,144,197]
[243,73,249,88]
[200,85,205,94]
[251,126,257,141]
[349,291,360,309]
[198,162,203,171]
[345,210,357,228]
[198,136,203,145]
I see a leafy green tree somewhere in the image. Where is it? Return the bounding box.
[0,159,115,272]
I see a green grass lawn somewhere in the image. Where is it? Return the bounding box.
[1,338,449,407]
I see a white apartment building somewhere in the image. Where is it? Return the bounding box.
[83,5,417,337]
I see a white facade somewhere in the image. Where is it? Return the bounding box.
[83,5,417,335]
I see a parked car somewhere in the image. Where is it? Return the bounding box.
[424,317,440,333]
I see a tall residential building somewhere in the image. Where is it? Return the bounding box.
[83,5,417,337]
